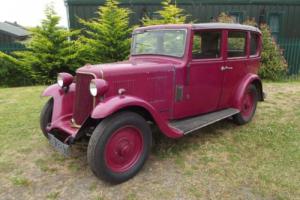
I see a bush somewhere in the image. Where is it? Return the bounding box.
[0,51,31,87]
[259,24,287,80]
[77,0,132,64]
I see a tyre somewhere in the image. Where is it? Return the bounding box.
[233,84,258,125]
[40,98,53,139]
[87,111,152,183]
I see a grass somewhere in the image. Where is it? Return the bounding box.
[0,82,299,199]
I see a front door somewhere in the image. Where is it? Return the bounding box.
[219,30,249,108]
[185,30,225,116]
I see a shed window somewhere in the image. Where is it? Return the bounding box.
[250,33,259,56]
[269,14,280,41]
[227,31,247,58]
[229,12,243,23]
[192,31,221,59]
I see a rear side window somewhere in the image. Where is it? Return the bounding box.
[192,31,221,59]
[228,31,247,57]
[250,33,259,56]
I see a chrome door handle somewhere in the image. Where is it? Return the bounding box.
[221,66,233,71]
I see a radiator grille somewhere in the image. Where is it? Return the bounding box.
[73,73,94,125]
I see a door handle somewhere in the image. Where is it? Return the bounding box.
[221,66,233,71]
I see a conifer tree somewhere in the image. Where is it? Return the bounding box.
[15,5,80,84]
[142,0,189,26]
[77,0,132,64]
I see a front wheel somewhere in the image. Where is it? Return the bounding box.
[87,111,152,183]
[40,98,53,139]
[233,84,258,125]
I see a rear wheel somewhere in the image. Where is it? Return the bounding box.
[87,111,152,183]
[40,98,53,139]
[233,84,258,125]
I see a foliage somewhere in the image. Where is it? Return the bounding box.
[0,51,31,87]
[77,0,132,64]
[216,13,287,80]
[215,12,235,23]
[142,0,189,26]
[15,5,81,84]
[258,24,288,80]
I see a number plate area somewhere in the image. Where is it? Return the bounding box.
[48,133,70,156]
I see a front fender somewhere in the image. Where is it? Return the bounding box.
[41,84,75,122]
[91,95,183,138]
[232,73,262,110]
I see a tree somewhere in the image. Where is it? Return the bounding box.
[142,0,189,26]
[77,0,132,64]
[216,13,287,80]
[15,5,80,84]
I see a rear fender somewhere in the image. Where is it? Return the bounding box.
[41,84,75,122]
[91,95,183,138]
[232,74,263,110]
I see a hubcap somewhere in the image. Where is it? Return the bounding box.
[104,126,144,173]
[241,89,255,119]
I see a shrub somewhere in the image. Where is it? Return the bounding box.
[77,0,132,64]
[259,24,287,80]
[0,51,31,87]
[15,5,81,84]
[142,0,189,26]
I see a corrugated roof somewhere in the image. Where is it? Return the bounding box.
[65,0,300,5]
[0,22,29,37]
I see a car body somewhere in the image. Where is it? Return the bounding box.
[40,23,264,183]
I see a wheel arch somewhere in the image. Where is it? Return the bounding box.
[232,74,263,110]
[82,96,183,139]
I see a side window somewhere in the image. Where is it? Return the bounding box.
[250,33,259,56]
[192,31,221,59]
[228,31,247,58]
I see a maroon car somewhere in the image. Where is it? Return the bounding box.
[40,23,264,183]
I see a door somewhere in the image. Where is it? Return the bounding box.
[219,30,249,108]
[185,30,225,116]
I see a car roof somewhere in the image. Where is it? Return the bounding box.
[134,23,261,34]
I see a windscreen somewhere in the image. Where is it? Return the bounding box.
[131,29,187,57]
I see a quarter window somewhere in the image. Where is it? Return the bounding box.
[192,31,221,59]
[228,31,247,58]
[250,33,259,56]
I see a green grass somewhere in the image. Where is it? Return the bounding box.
[0,82,299,199]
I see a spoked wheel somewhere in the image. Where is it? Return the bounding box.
[87,112,152,183]
[233,84,258,125]
[40,98,53,139]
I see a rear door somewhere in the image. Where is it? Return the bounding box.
[219,30,249,108]
[185,30,225,116]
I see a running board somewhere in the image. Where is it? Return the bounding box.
[169,108,240,135]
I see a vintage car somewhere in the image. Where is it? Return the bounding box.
[40,23,264,183]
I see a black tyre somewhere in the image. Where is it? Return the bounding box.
[40,98,53,139]
[87,111,152,184]
[233,84,258,125]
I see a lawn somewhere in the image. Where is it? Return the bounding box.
[0,82,299,200]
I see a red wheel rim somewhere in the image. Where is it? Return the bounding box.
[104,126,144,173]
[241,88,255,119]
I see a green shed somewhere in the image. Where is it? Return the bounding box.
[65,0,300,76]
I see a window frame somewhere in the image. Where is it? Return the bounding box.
[268,12,282,42]
[226,30,249,60]
[131,28,188,59]
[229,11,244,24]
[191,29,224,62]
[249,32,260,58]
